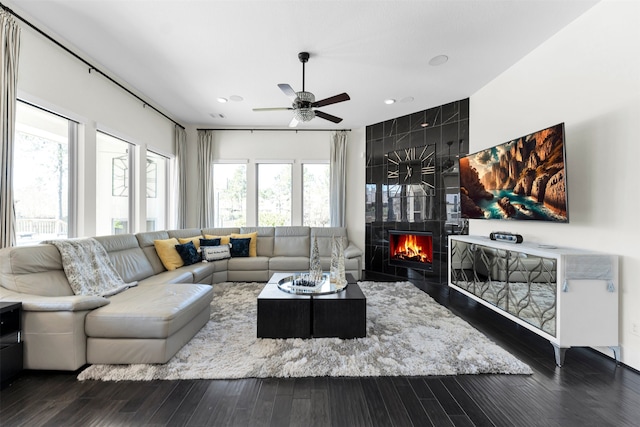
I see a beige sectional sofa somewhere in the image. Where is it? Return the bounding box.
[0,226,362,371]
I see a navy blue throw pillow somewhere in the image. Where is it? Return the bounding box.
[200,238,221,247]
[230,237,251,257]
[175,241,201,265]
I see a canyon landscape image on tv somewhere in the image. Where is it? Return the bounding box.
[459,123,568,222]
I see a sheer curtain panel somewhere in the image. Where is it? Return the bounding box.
[196,130,215,228]
[329,130,347,227]
[0,10,20,248]
[174,125,187,228]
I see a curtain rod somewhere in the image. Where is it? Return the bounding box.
[0,2,185,130]
[196,128,352,132]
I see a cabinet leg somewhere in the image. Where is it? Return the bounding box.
[552,343,567,367]
[609,346,621,366]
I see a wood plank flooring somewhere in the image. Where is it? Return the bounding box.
[2,275,639,426]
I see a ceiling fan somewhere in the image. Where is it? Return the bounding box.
[253,52,350,127]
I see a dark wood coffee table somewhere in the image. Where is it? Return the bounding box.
[257,273,366,339]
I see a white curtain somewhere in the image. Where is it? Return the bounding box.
[173,125,187,228]
[196,130,215,228]
[329,130,347,227]
[0,10,20,248]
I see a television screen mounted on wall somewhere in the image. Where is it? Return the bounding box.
[459,123,569,222]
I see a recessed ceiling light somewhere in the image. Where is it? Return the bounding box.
[399,96,414,103]
[421,123,429,127]
[384,99,396,105]
[217,97,228,103]
[229,95,243,102]
[429,55,449,66]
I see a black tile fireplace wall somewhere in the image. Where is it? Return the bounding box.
[365,98,469,284]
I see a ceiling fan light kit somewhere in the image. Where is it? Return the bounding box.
[253,51,350,127]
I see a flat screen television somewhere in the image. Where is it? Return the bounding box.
[459,123,568,222]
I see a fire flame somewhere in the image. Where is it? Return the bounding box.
[392,234,431,263]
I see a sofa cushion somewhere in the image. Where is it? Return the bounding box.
[94,234,156,283]
[0,245,73,296]
[178,236,203,249]
[175,241,201,266]
[227,256,269,272]
[136,231,171,274]
[176,261,216,284]
[137,269,194,286]
[269,256,310,272]
[273,226,310,257]
[200,238,221,247]
[311,227,349,257]
[154,238,184,271]
[230,237,251,257]
[230,232,258,256]
[202,244,231,262]
[204,234,231,245]
[85,284,213,339]
[240,227,275,257]
[168,228,203,240]
[202,227,240,246]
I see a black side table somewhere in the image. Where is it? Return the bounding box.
[1,302,23,388]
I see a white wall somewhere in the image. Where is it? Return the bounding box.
[469,0,640,369]
[16,23,175,237]
[183,127,367,252]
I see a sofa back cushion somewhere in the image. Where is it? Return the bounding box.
[0,245,73,296]
[94,234,156,282]
[167,228,203,240]
[240,227,274,257]
[273,226,310,257]
[201,228,240,239]
[311,227,349,257]
[135,231,171,274]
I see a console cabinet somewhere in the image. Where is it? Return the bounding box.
[448,235,619,366]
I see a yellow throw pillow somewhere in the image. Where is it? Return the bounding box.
[178,236,202,250]
[231,232,258,257]
[204,234,231,245]
[154,238,184,271]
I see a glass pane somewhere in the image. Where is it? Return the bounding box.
[258,163,291,226]
[96,132,132,235]
[213,163,247,227]
[303,163,330,227]
[146,151,167,231]
[14,102,70,245]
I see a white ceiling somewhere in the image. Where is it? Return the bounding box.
[6,0,599,129]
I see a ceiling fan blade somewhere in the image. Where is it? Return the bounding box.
[312,93,350,108]
[315,110,343,124]
[253,107,293,111]
[278,83,297,98]
[288,116,299,128]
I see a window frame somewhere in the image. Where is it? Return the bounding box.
[14,100,79,244]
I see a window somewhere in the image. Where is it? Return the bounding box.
[303,163,330,226]
[213,163,247,227]
[96,132,133,235]
[146,151,168,231]
[258,163,291,226]
[14,101,76,245]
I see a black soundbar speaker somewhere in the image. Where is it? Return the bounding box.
[489,232,524,244]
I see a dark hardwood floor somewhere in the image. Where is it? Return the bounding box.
[2,275,639,427]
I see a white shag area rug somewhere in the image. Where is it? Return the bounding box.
[78,281,532,381]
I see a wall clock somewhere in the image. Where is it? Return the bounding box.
[386,144,436,196]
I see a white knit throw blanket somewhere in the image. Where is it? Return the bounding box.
[43,238,137,297]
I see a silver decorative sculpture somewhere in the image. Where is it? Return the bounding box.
[309,236,323,283]
[330,236,346,286]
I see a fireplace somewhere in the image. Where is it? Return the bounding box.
[388,230,433,271]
